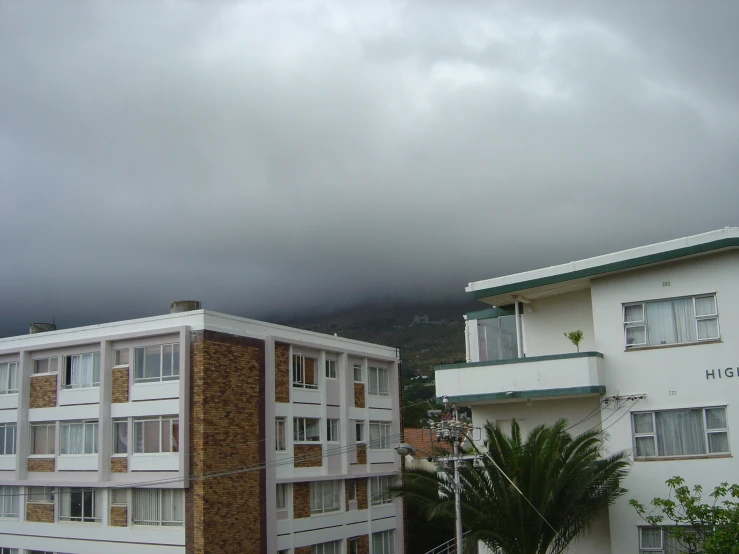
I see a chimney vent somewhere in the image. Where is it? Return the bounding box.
[170,300,202,314]
[29,323,57,334]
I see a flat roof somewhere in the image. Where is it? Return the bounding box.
[468,227,739,306]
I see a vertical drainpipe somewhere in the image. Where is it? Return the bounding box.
[514,299,524,358]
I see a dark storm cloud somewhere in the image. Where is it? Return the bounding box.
[1,0,738,336]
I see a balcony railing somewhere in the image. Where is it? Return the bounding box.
[435,351,604,404]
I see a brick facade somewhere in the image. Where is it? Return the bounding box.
[293,482,311,519]
[110,505,128,527]
[351,535,370,554]
[111,367,129,403]
[29,375,57,409]
[27,458,55,472]
[353,383,365,408]
[110,457,128,473]
[354,443,367,465]
[26,502,54,523]
[294,547,312,554]
[356,478,368,510]
[186,330,266,554]
[294,444,322,468]
[275,342,290,403]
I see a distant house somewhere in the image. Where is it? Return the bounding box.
[402,428,451,470]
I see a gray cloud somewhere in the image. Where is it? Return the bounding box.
[2,0,738,336]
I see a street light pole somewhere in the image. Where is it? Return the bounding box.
[453,429,463,554]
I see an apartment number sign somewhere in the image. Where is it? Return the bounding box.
[706,367,739,379]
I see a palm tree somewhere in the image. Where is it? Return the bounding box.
[393,419,630,554]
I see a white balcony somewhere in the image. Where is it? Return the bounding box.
[435,352,605,404]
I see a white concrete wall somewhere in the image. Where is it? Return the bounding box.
[590,250,739,554]
[522,289,597,357]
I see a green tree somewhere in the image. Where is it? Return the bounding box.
[630,476,739,554]
[392,419,630,554]
[564,330,584,352]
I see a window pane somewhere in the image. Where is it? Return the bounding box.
[134,348,145,380]
[143,420,160,453]
[111,488,127,505]
[635,436,656,457]
[640,527,662,548]
[145,346,161,380]
[647,298,696,346]
[34,359,49,374]
[161,420,171,453]
[305,419,320,441]
[705,407,727,429]
[624,304,644,323]
[633,413,654,434]
[655,409,706,456]
[697,318,719,340]
[172,345,180,377]
[708,431,729,454]
[115,349,129,366]
[695,296,716,316]
[162,345,173,378]
[115,421,128,454]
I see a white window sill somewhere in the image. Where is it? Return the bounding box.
[113,364,129,369]
[59,454,97,457]
[28,454,55,459]
[111,454,127,458]
[31,372,58,378]
[635,453,731,462]
[61,386,100,391]
[132,452,179,456]
[625,338,722,352]
[132,379,180,386]
[132,523,184,528]
[27,501,53,505]
[0,392,18,396]
[58,520,102,525]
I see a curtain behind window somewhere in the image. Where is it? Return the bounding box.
[656,409,705,456]
[647,299,696,345]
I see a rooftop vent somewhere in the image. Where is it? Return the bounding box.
[29,323,57,334]
[170,300,202,314]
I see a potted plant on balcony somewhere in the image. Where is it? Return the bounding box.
[564,330,584,352]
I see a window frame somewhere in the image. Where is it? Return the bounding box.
[133,343,180,384]
[355,421,365,443]
[293,417,320,443]
[30,422,56,456]
[372,529,395,554]
[276,417,287,452]
[0,423,16,456]
[309,480,342,515]
[27,486,54,503]
[312,541,341,554]
[639,526,696,553]
[632,406,730,459]
[132,488,184,527]
[368,366,390,397]
[133,416,179,454]
[325,359,337,379]
[58,487,100,523]
[62,352,101,389]
[0,362,18,395]
[292,354,318,389]
[369,421,392,450]
[113,419,128,455]
[0,486,18,519]
[326,419,339,442]
[370,476,394,506]
[32,357,57,375]
[624,294,721,349]
[114,348,130,366]
[276,483,289,512]
[60,420,99,455]
[346,479,357,502]
[353,363,363,383]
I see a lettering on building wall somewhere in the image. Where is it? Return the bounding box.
[706,368,737,380]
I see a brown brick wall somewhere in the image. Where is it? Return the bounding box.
[356,535,370,554]
[27,458,55,472]
[186,330,266,554]
[357,478,368,510]
[293,482,311,519]
[111,457,128,473]
[354,383,365,408]
[111,367,129,403]
[26,502,54,523]
[354,443,367,465]
[294,444,322,468]
[295,547,312,554]
[275,342,290,403]
[29,375,57,408]
[110,505,128,527]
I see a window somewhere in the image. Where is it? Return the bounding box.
[293,418,320,442]
[132,489,184,526]
[368,366,390,396]
[353,363,362,382]
[310,480,341,514]
[369,421,391,450]
[28,487,54,503]
[30,423,55,455]
[355,421,364,442]
[624,294,720,348]
[372,530,395,554]
[63,352,100,389]
[312,541,341,554]
[0,424,16,455]
[327,419,339,442]
[33,357,57,375]
[639,526,695,553]
[0,486,18,518]
[276,483,289,520]
[114,349,129,366]
[113,419,128,454]
[370,476,394,506]
[478,315,519,362]
[276,418,286,451]
[292,354,318,389]
[111,488,128,506]
[633,407,729,458]
[60,420,98,455]
[0,548,17,554]
[134,343,179,383]
[0,362,18,395]
[346,479,356,502]
[134,416,179,454]
[59,488,101,522]
[348,539,359,554]
[325,359,337,379]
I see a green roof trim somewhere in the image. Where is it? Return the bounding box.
[435,351,603,371]
[436,385,606,404]
[466,306,515,320]
[472,238,739,301]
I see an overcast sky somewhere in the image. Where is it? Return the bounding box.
[1,0,738,337]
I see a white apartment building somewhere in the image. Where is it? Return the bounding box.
[0,303,404,554]
[435,227,739,553]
